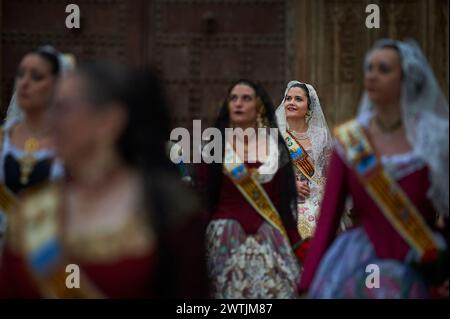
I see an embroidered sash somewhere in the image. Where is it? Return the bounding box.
[223,142,289,241]
[284,131,320,185]
[19,184,104,298]
[334,119,439,261]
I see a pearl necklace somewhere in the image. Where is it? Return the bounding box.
[289,129,309,140]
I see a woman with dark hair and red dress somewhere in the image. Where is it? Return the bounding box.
[0,62,208,298]
[198,79,304,298]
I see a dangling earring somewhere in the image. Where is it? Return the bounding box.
[256,111,264,128]
[305,110,312,123]
[264,115,270,128]
[255,99,266,128]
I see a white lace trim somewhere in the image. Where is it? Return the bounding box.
[358,39,448,217]
[334,111,427,180]
[0,119,64,182]
[276,81,333,184]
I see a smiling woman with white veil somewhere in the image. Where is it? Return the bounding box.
[276,81,333,250]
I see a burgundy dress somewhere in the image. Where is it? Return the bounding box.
[200,162,303,298]
[0,181,208,299]
[298,145,443,298]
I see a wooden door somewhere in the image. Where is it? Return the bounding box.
[147,0,290,131]
[1,0,148,117]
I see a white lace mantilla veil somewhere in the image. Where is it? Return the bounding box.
[358,38,449,218]
[275,81,333,180]
[4,45,76,126]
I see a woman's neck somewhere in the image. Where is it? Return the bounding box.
[287,118,308,133]
[373,101,402,128]
[68,148,126,190]
[236,121,257,132]
[233,123,257,144]
[23,109,48,136]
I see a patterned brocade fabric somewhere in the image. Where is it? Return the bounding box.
[295,148,324,239]
[206,219,300,299]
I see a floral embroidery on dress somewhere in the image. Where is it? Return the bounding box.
[206,219,300,299]
[295,148,324,239]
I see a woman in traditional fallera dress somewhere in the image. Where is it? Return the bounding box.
[299,39,449,299]
[0,63,208,298]
[275,81,333,242]
[0,46,74,253]
[198,79,303,298]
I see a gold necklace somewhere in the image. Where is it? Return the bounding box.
[19,137,40,185]
[375,116,403,133]
[289,129,309,140]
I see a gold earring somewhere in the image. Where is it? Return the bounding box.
[256,112,262,128]
[306,110,312,123]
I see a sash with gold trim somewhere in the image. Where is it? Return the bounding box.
[18,184,104,298]
[0,126,18,218]
[223,142,289,241]
[0,184,16,218]
[0,126,16,236]
[334,119,440,262]
[283,131,320,185]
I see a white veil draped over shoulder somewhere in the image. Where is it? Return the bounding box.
[358,39,449,218]
[275,80,333,180]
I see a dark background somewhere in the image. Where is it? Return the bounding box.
[1,0,448,131]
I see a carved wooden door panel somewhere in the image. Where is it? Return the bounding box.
[148,0,289,131]
[1,0,148,117]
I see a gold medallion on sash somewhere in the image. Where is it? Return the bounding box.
[223,142,289,241]
[334,119,439,261]
[18,183,104,298]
